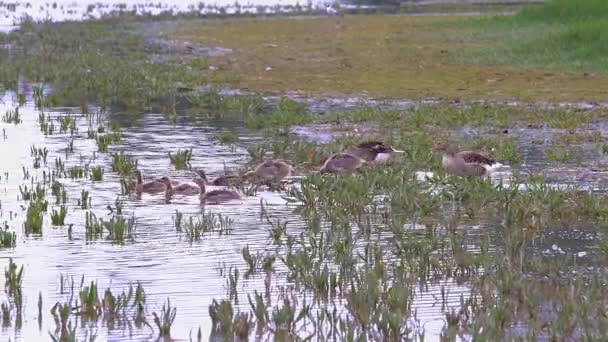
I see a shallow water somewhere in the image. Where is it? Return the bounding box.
[0,0,326,32]
[1,79,605,340]
[0,88,478,341]
[0,88,303,340]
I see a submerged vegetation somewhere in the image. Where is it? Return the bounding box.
[1,0,608,340]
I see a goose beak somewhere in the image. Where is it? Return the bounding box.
[392,148,405,153]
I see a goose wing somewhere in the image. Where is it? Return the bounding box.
[458,151,495,166]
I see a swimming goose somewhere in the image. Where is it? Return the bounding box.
[345,141,404,164]
[192,177,241,204]
[155,177,179,186]
[160,177,200,196]
[135,171,166,194]
[245,160,293,181]
[196,170,242,187]
[432,143,506,177]
[319,153,365,174]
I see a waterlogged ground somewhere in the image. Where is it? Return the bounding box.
[2,83,608,340]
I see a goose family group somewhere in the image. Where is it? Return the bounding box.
[134,141,507,204]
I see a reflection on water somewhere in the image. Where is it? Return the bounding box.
[0,89,301,340]
[0,0,324,32]
[0,86,605,340]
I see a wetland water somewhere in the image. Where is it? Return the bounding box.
[1,86,478,340]
[2,2,608,341]
[0,0,324,32]
[0,85,604,340]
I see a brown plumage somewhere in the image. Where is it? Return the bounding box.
[459,151,496,166]
[159,177,200,196]
[344,141,405,163]
[197,170,242,187]
[192,177,241,204]
[246,160,292,181]
[432,143,499,177]
[135,171,167,194]
[319,153,364,174]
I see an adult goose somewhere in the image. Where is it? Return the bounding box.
[344,141,404,164]
[432,143,507,177]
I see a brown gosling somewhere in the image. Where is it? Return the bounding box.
[196,170,242,187]
[192,177,241,204]
[245,159,293,181]
[135,170,166,194]
[319,153,365,174]
[160,177,200,196]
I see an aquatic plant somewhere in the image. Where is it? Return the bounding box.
[111,198,124,216]
[54,157,65,174]
[85,212,104,241]
[78,281,101,319]
[49,302,77,342]
[50,206,67,226]
[183,212,234,242]
[217,131,239,145]
[242,245,261,277]
[78,190,91,209]
[0,229,16,248]
[153,298,177,339]
[1,302,11,327]
[96,129,122,152]
[173,210,183,232]
[169,148,193,170]
[103,215,136,245]
[51,181,67,205]
[58,115,76,134]
[2,107,21,124]
[246,144,268,163]
[67,166,86,179]
[90,166,103,181]
[4,258,23,297]
[30,145,49,164]
[111,152,138,178]
[208,299,235,336]
[24,201,45,235]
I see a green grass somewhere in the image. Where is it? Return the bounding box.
[455,0,608,73]
[245,97,311,130]
[518,0,608,22]
[1,17,207,113]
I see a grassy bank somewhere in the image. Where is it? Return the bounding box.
[165,0,608,102]
[1,1,607,109]
[454,0,608,73]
